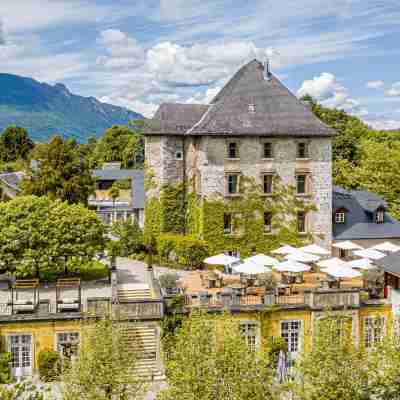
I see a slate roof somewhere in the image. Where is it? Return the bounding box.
[91,169,144,209]
[374,251,400,277]
[333,186,400,240]
[0,171,26,191]
[146,59,335,137]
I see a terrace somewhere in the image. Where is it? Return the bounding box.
[0,258,163,321]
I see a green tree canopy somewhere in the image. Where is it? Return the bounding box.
[159,312,276,400]
[89,125,144,169]
[0,126,34,163]
[60,315,147,400]
[21,135,95,205]
[0,195,105,279]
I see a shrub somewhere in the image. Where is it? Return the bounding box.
[38,349,61,382]
[111,219,145,256]
[158,234,209,269]
[0,352,11,383]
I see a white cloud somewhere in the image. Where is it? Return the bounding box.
[367,119,400,130]
[366,80,385,89]
[100,95,158,118]
[0,20,4,45]
[297,72,368,116]
[96,29,144,69]
[186,86,222,104]
[385,82,400,97]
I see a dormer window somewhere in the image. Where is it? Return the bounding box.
[376,209,385,224]
[335,211,346,224]
[248,104,256,113]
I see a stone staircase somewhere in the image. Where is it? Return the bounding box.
[123,324,164,381]
[117,284,153,302]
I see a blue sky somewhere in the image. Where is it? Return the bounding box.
[1,0,400,129]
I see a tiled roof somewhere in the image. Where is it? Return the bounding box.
[374,251,400,277]
[146,59,335,137]
[333,186,400,240]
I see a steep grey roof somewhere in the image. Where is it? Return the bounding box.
[147,103,209,135]
[0,171,26,191]
[146,59,335,137]
[91,169,144,209]
[374,251,400,277]
[333,186,400,240]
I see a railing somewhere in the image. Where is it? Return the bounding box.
[114,300,164,319]
[276,295,305,306]
[307,289,360,309]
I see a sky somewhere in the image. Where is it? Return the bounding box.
[1,0,400,129]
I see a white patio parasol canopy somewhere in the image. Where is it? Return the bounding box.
[271,245,298,255]
[244,254,280,267]
[372,241,400,253]
[204,254,240,265]
[275,260,311,273]
[233,260,272,275]
[321,265,362,279]
[332,241,363,250]
[317,257,348,269]
[346,258,376,270]
[299,244,331,256]
[353,249,386,260]
[285,251,320,263]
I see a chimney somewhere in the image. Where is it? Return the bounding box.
[263,59,272,81]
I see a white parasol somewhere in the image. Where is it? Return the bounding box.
[285,251,320,263]
[332,241,363,250]
[204,254,240,266]
[299,244,331,256]
[275,260,311,273]
[233,260,272,275]
[346,258,376,270]
[317,257,348,268]
[271,245,298,255]
[321,265,362,279]
[371,241,400,253]
[244,254,280,267]
[353,249,386,260]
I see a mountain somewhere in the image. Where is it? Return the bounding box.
[0,73,143,142]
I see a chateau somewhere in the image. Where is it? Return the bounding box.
[145,59,335,252]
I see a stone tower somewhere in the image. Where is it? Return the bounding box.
[144,60,335,253]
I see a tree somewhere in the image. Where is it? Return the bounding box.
[89,125,144,169]
[111,219,145,256]
[159,312,276,400]
[21,136,95,205]
[60,315,147,400]
[293,315,370,400]
[0,126,34,163]
[0,196,105,279]
[0,381,46,400]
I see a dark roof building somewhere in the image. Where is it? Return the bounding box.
[333,186,400,241]
[146,59,335,137]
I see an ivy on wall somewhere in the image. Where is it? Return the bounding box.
[144,169,318,258]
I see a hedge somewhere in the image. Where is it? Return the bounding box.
[158,234,209,269]
[38,349,61,382]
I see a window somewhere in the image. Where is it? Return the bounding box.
[297,142,308,159]
[335,212,346,224]
[227,174,239,195]
[376,209,385,224]
[263,174,273,194]
[227,142,238,159]
[224,213,232,234]
[281,321,301,354]
[364,317,385,348]
[264,211,272,233]
[228,250,240,258]
[296,175,307,195]
[240,322,259,351]
[297,211,306,233]
[9,335,32,369]
[263,142,273,159]
[339,248,347,259]
[248,104,256,113]
[57,332,79,361]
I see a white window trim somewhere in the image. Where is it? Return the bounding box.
[55,331,80,360]
[335,212,346,224]
[7,333,34,377]
[240,320,261,351]
[280,319,303,358]
[364,316,386,348]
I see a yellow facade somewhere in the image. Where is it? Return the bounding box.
[0,319,81,370]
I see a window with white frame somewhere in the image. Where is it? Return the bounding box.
[335,211,346,224]
[240,322,260,351]
[281,320,301,354]
[296,174,308,195]
[57,332,79,361]
[364,316,385,348]
[9,335,32,369]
